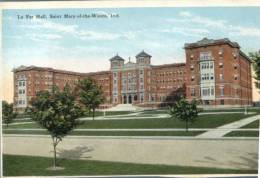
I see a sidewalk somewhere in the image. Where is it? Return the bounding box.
[197,115,260,138]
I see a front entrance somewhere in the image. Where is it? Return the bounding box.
[128,95,132,104]
[123,95,127,104]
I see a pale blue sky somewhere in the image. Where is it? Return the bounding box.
[3,7,260,102]
[3,7,260,72]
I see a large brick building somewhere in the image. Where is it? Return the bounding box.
[13,38,252,111]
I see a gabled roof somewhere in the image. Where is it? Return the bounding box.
[136,50,152,58]
[109,54,125,61]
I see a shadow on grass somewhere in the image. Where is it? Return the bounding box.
[56,146,94,166]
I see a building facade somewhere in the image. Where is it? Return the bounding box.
[13,38,252,111]
[185,38,252,107]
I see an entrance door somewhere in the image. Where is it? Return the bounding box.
[123,95,127,104]
[128,95,132,104]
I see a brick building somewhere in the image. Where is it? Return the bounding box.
[185,38,252,107]
[13,38,252,111]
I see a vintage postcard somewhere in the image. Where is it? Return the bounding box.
[1,1,260,177]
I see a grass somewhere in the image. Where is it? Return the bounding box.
[225,131,259,137]
[3,113,253,130]
[3,129,204,136]
[241,120,259,128]
[3,154,257,176]
[78,113,252,129]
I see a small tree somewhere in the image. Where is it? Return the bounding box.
[29,85,82,169]
[249,51,260,89]
[76,78,104,120]
[2,101,16,128]
[169,97,198,132]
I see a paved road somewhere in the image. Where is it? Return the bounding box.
[197,115,260,138]
[3,135,258,170]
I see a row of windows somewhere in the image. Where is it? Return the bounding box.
[191,87,224,97]
[190,51,239,60]
[191,74,239,81]
[201,73,214,81]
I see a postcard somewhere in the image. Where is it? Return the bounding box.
[1,1,260,177]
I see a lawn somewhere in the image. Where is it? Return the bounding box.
[3,154,257,176]
[78,113,253,129]
[3,113,253,130]
[241,120,259,128]
[225,131,259,137]
[3,130,204,136]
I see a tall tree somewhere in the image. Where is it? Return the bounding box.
[249,51,260,89]
[169,97,198,132]
[2,101,17,128]
[76,78,104,120]
[29,85,82,169]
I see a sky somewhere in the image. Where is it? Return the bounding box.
[3,7,260,102]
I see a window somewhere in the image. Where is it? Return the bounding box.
[220,74,224,80]
[219,63,223,68]
[202,88,211,96]
[211,88,214,95]
[220,99,224,105]
[210,62,214,69]
[113,72,117,77]
[234,64,238,69]
[191,76,195,81]
[191,88,195,96]
[220,87,224,96]
[190,65,194,70]
[234,75,238,80]
[200,52,212,61]
[140,70,143,75]
[210,73,214,80]
[190,54,194,59]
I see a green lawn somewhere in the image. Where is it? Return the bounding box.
[241,120,259,128]
[3,154,257,176]
[78,113,253,129]
[3,113,254,130]
[3,130,203,136]
[225,131,259,137]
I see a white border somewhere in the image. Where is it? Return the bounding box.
[0,0,260,177]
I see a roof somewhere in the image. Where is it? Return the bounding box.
[185,37,251,63]
[184,38,240,49]
[152,63,186,69]
[13,65,110,76]
[109,54,125,61]
[136,50,152,58]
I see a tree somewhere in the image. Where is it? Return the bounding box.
[169,97,198,132]
[76,78,104,120]
[29,85,82,169]
[249,51,260,89]
[2,101,17,128]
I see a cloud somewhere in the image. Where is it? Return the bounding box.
[162,27,209,37]
[167,11,260,38]
[229,26,260,37]
[26,33,63,42]
[20,18,136,41]
[179,11,192,17]
[167,11,227,29]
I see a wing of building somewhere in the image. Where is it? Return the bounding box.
[13,38,252,112]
